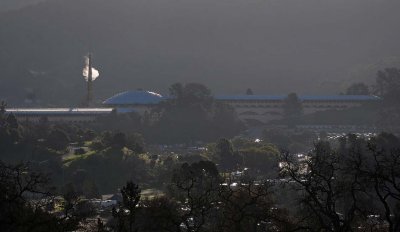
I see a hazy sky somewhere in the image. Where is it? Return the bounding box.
[1,0,400,104]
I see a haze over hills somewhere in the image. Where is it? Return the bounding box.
[0,0,46,12]
[0,0,400,106]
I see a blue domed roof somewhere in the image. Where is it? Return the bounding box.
[103,91,165,105]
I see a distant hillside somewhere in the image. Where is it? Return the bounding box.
[0,0,399,106]
[0,0,46,12]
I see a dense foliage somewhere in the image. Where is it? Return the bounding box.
[146,83,244,143]
[2,132,400,231]
[2,88,400,231]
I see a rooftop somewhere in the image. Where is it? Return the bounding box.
[6,108,114,116]
[102,92,380,106]
[215,95,380,101]
[103,90,165,105]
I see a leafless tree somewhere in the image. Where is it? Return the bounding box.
[216,177,294,232]
[280,140,371,231]
[170,161,220,232]
[356,136,400,232]
[0,162,57,231]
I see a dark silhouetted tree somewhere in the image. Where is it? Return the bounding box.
[0,162,54,231]
[215,138,242,171]
[375,68,400,98]
[346,82,370,95]
[6,113,18,129]
[149,83,243,144]
[112,181,141,232]
[47,129,69,150]
[212,103,245,140]
[0,100,6,125]
[357,133,400,231]
[0,162,91,232]
[137,197,182,232]
[112,132,127,149]
[280,134,400,231]
[246,88,254,95]
[283,93,303,127]
[217,178,293,232]
[170,161,221,231]
[61,183,95,231]
[374,68,400,129]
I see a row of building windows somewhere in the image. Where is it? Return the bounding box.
[15,115,97,123]
[231,104,349,109]
[234,104,280,108]
[239,111,282,116]
[222,100,360,104]
[304,105,348,109]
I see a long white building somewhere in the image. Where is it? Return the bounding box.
[5,108,114,123]
[4,90,379,124]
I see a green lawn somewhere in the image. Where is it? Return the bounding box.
[140,188,164,199]
[62,150,96,167]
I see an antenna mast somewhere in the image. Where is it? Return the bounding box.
[86,53,93,107]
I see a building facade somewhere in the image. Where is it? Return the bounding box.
[5,91,379,124]
[103,91,379,124]
[6,108,114,123]
[216,95,379,124]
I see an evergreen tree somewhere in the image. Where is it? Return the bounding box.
[6,113,18,129]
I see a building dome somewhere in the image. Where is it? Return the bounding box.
[103,90,165,105]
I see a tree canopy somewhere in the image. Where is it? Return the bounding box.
[147,83,244,144]
[282,93,303,127]
[345,82,370,95]
[375,68,400,129]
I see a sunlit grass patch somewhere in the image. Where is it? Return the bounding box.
[84,141,93,147]
[62,150,96,167]
[140,188,164,200]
